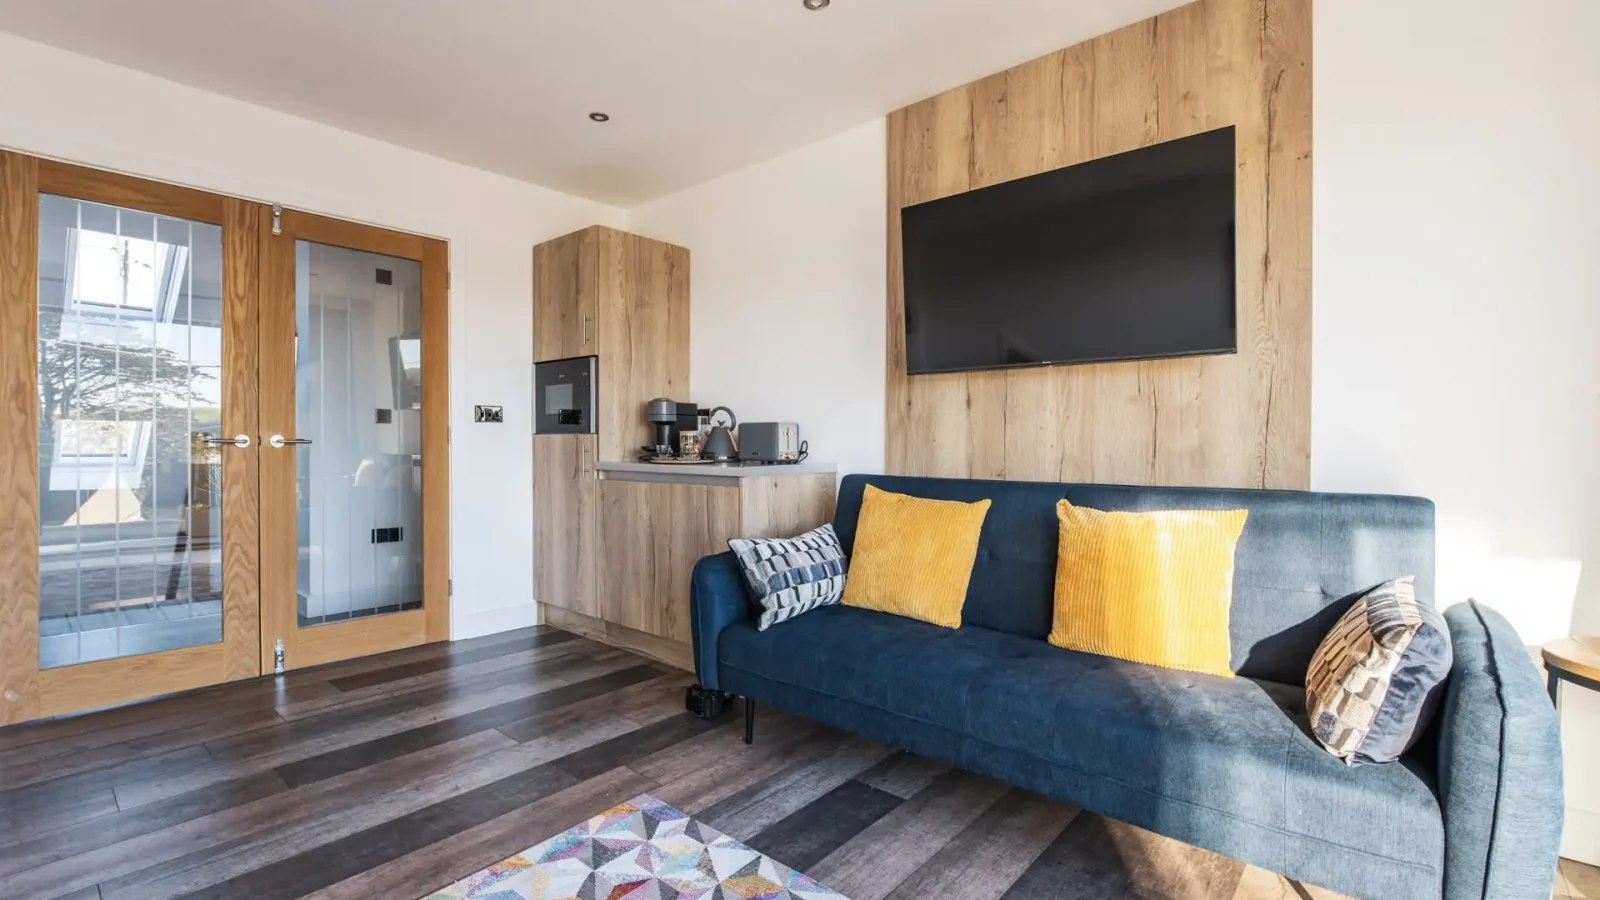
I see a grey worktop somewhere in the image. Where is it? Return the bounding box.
[596,459,837,485]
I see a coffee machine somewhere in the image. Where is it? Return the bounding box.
[646,398,700,458]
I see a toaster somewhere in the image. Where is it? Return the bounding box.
[738,422,801,463]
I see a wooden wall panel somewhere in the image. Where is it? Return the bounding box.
[886,0,1311,489]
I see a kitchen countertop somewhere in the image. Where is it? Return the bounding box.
[596,459,837,485]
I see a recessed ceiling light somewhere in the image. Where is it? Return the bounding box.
[589,112,610,122]
[803,0,830,9]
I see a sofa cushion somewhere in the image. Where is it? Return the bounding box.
[842,485,990,628]
[719,605,1444,872]
[1050,501,1248,678]
[833,475,1437,684]
[1306,575,1453,764]
[728,524,848,630]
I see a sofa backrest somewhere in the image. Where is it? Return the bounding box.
[833,474,1435,685]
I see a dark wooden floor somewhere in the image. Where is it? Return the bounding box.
[0,625,1590,900]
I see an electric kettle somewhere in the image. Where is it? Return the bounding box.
[703,406,738,461]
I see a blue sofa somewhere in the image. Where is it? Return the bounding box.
[689,475,1564,900]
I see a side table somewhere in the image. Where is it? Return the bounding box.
[1543,637,1600,708]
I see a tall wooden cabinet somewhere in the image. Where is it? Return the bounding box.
[532,226,689,461]
[532,226,689,622]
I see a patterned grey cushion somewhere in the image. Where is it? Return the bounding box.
[1305,576,1454,765]
[728,524,848,631]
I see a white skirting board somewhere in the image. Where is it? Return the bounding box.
[451,600,541,641]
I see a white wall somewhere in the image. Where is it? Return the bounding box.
[1314,0,1600,863]
[0,33,625,641]
[625,120,888,482]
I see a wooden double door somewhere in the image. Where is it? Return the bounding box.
[0,153,449,726]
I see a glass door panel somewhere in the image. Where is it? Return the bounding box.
[35,194,227,668]
[0,153,261,726]
[295,241,424,628]
[257,208,447,672]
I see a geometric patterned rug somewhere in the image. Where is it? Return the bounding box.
[423,794,852,900]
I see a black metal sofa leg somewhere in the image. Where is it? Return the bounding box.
[744,698,755,745]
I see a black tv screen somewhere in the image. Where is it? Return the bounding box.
[901,126,1237,375]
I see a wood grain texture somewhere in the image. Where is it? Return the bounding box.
[531,227,597,362]
[2,161,264,725]
[1545,637,1600,683]
[0,150,41,726]
[595,227,690,463]
[220,199,263,682]
[277,209,428,262]
[533,435,599,618]
[37,160,225,225]
[598,479,740,645]
[421,237,451,643]
[4,625,1570,900]
[738,474,837,540]
[539,603,695,672]
[885,0,1311,489]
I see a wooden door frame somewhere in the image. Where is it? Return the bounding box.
[257,208,450,672]
[0,154,262,724]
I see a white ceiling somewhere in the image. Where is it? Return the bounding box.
[0,0,1183,206]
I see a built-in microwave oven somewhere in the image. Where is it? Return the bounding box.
[533,356,598,435]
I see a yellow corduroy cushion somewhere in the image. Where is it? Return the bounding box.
[1049,501,1248,678]
[842,485,992,629]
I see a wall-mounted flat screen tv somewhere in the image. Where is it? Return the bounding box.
[900,126,1237,375]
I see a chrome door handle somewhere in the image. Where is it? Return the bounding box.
[202,434,252,448]
[268,434,314,448]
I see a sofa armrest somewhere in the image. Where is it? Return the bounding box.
[690,552,751,692]
[1437,601,1564,900]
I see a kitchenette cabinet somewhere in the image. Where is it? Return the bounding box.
[541,463,836,670]
[532,433,599,620]
[533,225,835,671]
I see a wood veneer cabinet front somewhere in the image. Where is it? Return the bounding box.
[599,480,741,644]
[594,473,836,654]
[531,225,689,461]
[533,434,599,617]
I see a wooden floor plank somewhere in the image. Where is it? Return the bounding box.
[113,657,656,810]
[6,626,1580,900]
[206,651,639,762]
[94,713,649,900]
[697,736,894,841]
[0,746,213,825]
[300,767,660,900]
[271,664,662,787]
[271,637,600,722]
[743,780,905,874]
[646,721,837,815]
[134,765,581,900]
[883,788,1080,900]
[326,628,578,693]
[0,729,518,899]
[998,808,1247,900]
[807,768,1013,900]
[0,707,283,792]
[855,749,954,800]
[0,770,288,878]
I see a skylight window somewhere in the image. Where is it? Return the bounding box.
[69,229,185,313]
